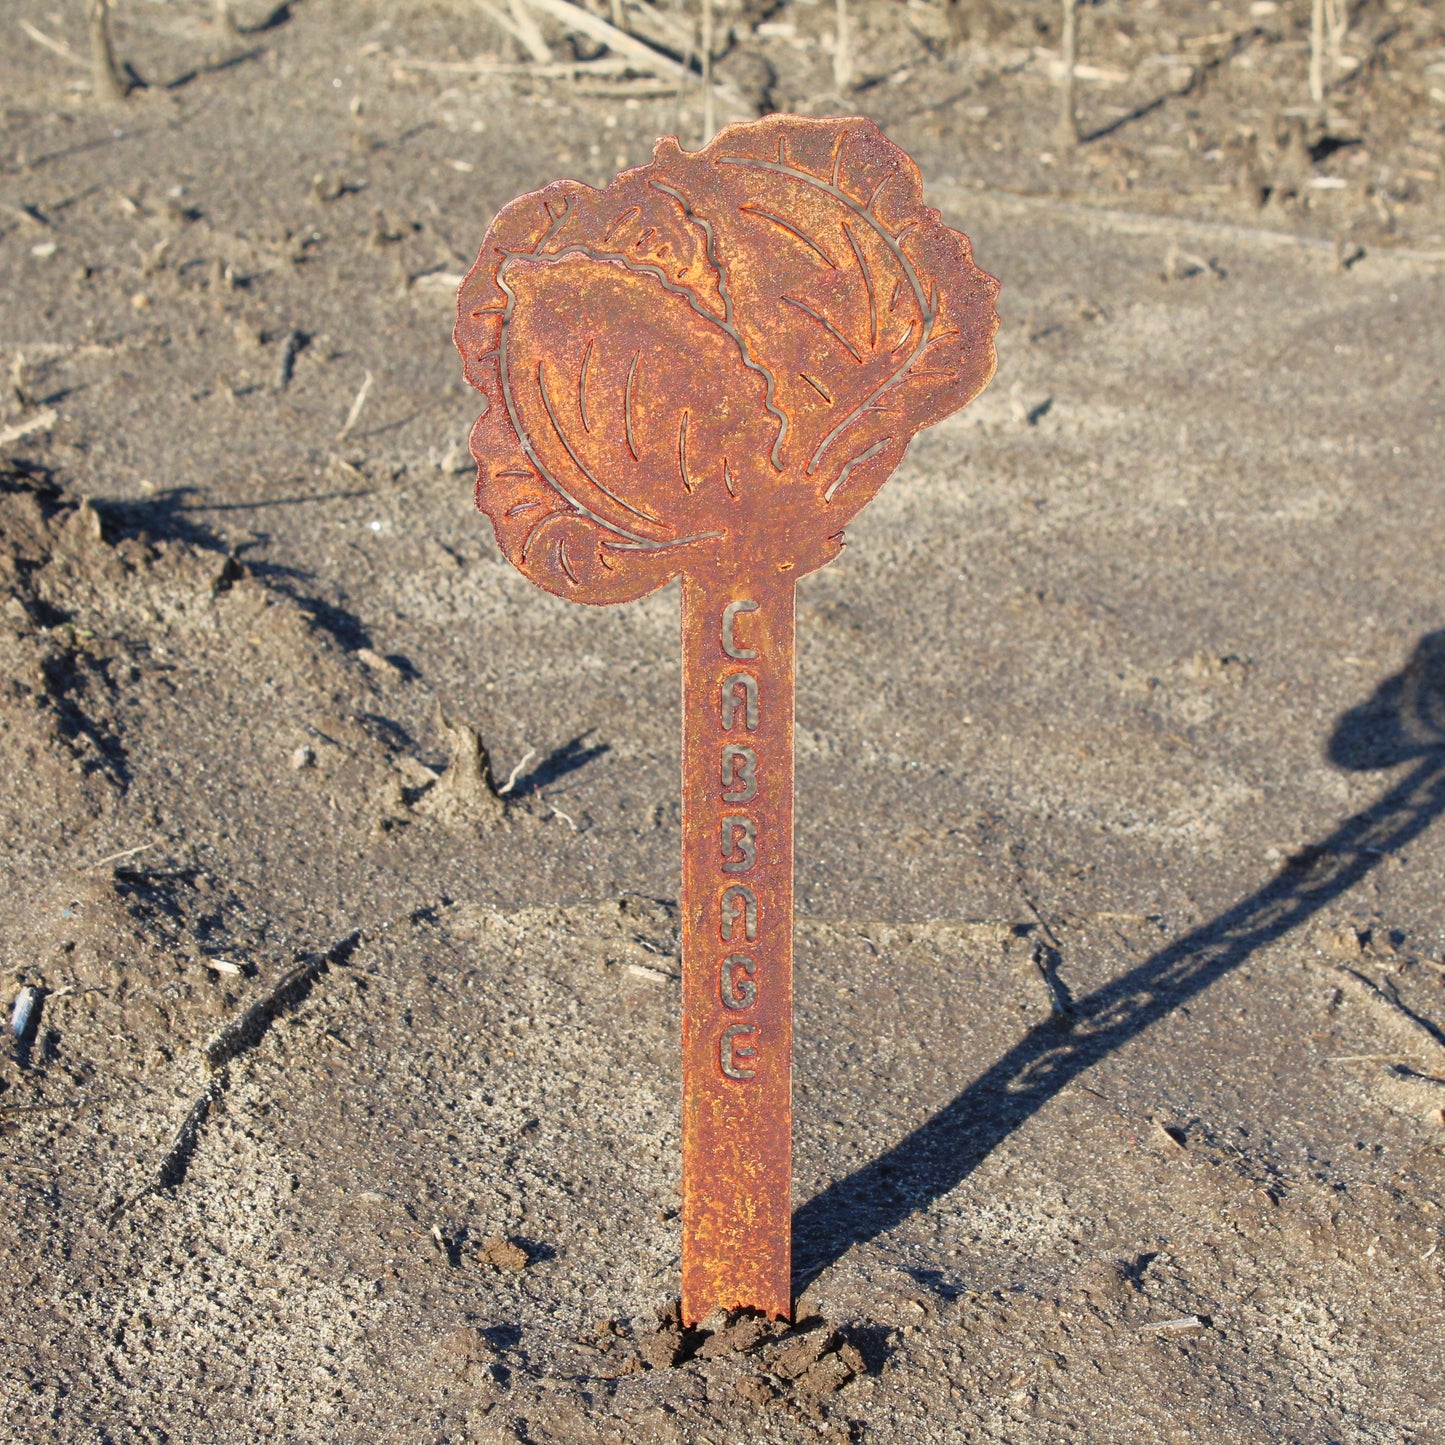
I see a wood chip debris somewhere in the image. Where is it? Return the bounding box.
[1141,1315,1209,1334]
[626,962,676,983]
[0,408,58,448]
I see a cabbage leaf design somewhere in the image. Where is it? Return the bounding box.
[455,114,999,604]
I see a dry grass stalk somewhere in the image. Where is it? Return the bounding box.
[1310,0,1351,106]
[833,0,852,94]
[394,55,636,78]
[506,0,553,64]
[519,0,748,112]
[0,409,58,449]
[89,0,128,103]
[1056,0,1080,148]
[336,370,373,441]
[1309,0,1326,105]
[701,0,715,142]
[18,19,84,65]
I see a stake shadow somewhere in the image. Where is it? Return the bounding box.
[793,632,1445,1290]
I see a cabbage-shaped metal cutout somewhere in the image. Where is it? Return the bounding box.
[455,114,999,1326]
[456,114,999,604]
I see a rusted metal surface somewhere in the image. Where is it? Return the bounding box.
[456,113,999,1325]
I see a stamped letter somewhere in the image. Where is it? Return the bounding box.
[720,884,757,943]
[721,744,758,803]
[720,1023,758,1080]
[720,953,757,1010]
[721,671,759,731]
[720,816,757,873]
[721,599,759,660]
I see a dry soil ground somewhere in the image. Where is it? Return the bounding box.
[2,1,1445,1441]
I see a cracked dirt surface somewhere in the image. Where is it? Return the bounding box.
[2,1,1445,1440]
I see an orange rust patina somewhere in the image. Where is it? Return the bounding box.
[456,113,999,1325]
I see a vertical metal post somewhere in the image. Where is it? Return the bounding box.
[679,568,795,1324]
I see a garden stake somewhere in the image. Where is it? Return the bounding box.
[456,113,999,1324]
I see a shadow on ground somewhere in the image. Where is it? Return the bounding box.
[794,632,1445,1288]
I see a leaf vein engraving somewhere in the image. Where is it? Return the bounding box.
[495,270,681,554]
[714,153,938,477]
[781,295,862,362]
[601,205,641,243]
[537,360,661,524]
[824,437,893,502]
[738,205,838,268]
[520,506,565,561]
[646,178,789,470]
[578,339,594,432]
[842,223,877,349]
[538,195,574,250]
[678,410,694,492]
[800,372,833,404]
[625,350,641,461]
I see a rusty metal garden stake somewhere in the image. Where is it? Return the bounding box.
[456,114,999,1324]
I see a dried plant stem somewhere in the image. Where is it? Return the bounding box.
[1310,0,1349,103]
[833,0,852,94]
[215,0,240,38]
[521,0,749,112]
[18,19,84,65]
[89,0,128,103]
[700,0,715,143]
[1327,0,1349,64]
[1056,0,1080,148]
[336,370,373,441]
[498,748,537,797]
[502,0,552,64]
[1309,0,1326,105]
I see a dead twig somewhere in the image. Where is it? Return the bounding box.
[1057,0,1080,148]
[498,747,537,796]
[476,0,551,63]
[18,19,85,67]
[1309,0,1326,105]
[0,409,58,449]
[336,369,373,441]
[701,0,716,142]
[88,0,128,103]
[83,841,158,870]
[833,0,851,96]
[1336,967,1445,1067]
[519,0,748,111]
[391,55,637,79]
[508,0,551,61]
